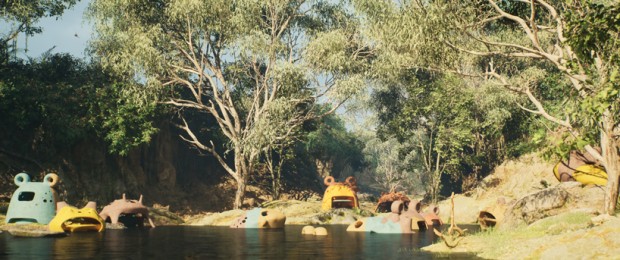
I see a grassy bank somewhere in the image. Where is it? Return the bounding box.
[424,205,620,259]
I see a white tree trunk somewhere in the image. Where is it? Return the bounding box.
[602,112,620,214]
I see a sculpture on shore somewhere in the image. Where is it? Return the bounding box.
[49,201,105,232]
[554,147,607,185]
[5,173,59,224]
[99,194,155,228]
[321,176,359,211]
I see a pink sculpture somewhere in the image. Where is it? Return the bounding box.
[347,200,427,233]
[420,205,443,226]
[99,194,155,228]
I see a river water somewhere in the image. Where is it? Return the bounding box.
[0,225,480,259]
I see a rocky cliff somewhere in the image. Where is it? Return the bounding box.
[0,124,232,213]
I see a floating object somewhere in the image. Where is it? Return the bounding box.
[314,227,328,236]
[230,208,286,228]
[554,148,607,186]
[347,200,427,233]
[48,201,105,232]
[99,194,155,228]
[321,176,359,211]
[301,225,328,236]
[301,225,315,234]
[5,173,59,224]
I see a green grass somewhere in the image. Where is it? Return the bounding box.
[526,211,592,234]
[461,212,593,258]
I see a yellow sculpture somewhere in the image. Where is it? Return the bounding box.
[321,176,359,211]
[48,202,105,232]
[553,148,607,186]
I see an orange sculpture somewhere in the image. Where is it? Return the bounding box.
[320,176,359,211]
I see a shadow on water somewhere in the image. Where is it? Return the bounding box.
[0,225,482,259]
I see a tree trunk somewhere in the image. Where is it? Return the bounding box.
[272,176,281,200]
[234,177,247,210]
[232,149,248,209]
[431,173,440,203]
[602,112,620,214]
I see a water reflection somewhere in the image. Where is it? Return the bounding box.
[2,233,54,260]
[53,232,102,259]
[0,225,480,259]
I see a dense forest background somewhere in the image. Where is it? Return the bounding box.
[1,0,618,213]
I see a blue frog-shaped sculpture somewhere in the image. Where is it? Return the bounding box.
[5,173,59,224]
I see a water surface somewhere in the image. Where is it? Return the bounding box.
[0,225,479,259]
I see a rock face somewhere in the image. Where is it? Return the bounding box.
[499,181,605,229]
[0,125,230,213]
[501,186,570,228]
[430,154,606,231]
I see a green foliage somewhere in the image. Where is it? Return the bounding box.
[0,52,161,157]
[89,0,368,208]
[0,0,161,157]
[0,0,77,37]
[361,136,420,193]
[564,1,620,139]
[565,2,620,64]
[369,69,530,195]
[0,54,97,154]
[353,0,620,199]
[89,82,161,155]
[1,0,77,61]
[304,112,365,176]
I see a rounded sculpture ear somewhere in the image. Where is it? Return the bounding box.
[85,201,97,209]
[43,173,59,187]
[14,173,30,186]
[57,201,68,211]
[409,200,422,213]
[345,176,357,186]
[324,176,335,186]
[391,200,404,214]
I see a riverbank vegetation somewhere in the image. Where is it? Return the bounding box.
[1,0,618,221]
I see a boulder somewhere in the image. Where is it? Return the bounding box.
[500,182,604,229]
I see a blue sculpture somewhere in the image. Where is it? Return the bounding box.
[5,173,59,224]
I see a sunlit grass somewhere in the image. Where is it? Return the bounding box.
[462,211,593,258]
[526,211,592,234]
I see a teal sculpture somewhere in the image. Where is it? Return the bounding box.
[5,173,59,224]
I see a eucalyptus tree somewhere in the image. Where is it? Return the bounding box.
[88,0,367,208]
[304,111,365,179]
[1,0,77,60]
[362,136,419,194]
[371,72,521,202]
[354,0,620,213]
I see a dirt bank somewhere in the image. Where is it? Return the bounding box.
[422,154,620,259]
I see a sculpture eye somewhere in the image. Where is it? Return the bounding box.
[18,192,35,201]
[261,211,268,216]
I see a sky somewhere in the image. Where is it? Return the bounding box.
[13,0,92,59]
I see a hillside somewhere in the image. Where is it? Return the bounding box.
[423,154,619,259]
